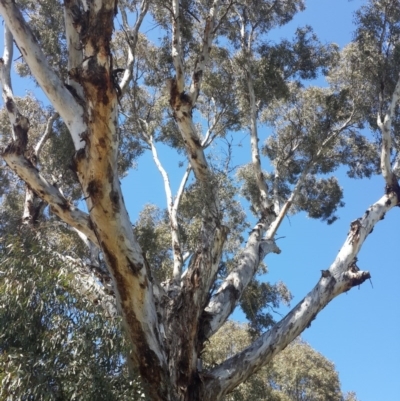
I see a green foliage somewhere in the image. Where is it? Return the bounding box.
[0,219,140,400]
[329,0,400,134]
[295,176,344,224]
[14,0,68,80]
[270,339,343,401]
[240,279,292,337]
[134,204,173,282]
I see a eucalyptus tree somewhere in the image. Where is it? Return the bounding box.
[0,0,399,400]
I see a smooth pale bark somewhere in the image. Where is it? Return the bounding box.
[148,133,184,281]
[247,70,272,213]
[203,191,397,399]
[204,117,347,333]
[0,25,15,139]
[64,0,85,99]
[1,33,57,225]
[203,221,280,338]
[0,27,29,150]
[0,0,86,150]
[377,74,400,188]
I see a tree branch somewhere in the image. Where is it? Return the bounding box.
[377,73,400,187]
[34,112,59,158]
[267,112,356,239]
[247,71,272,213]
[64,0,85,99]
[202,219,281,338]
[266,166,310,239]
[119,0,149,95]
[1,30,49,224]
[171,0,185,92]
[0,0,86,150]
[1,150,98,245]
[189,0,221,104]
[147,130,184,281]
[204,191,397,399]
[0,24,15,140]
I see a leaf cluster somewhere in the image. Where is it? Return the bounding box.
[0,225,141,401]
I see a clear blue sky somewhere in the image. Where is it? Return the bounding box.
[2,1,399,400]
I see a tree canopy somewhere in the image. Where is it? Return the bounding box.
[0,0,399,400]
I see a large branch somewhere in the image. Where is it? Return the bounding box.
[0,25,15,139]
[203,112,357,338]
[0,0,86,149]
[202,219,280,338]
[247,70,272,213]
[377,73,400,187]
[22,113,59,224]
[64,0,85,99]
[1,32,57,225]
[2,150,98,244]
[204,191,398,399]
[169,0,222,182]
[171,0,185,92]
[200,39,281,337]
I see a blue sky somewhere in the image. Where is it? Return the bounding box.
[2,1,399,400]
